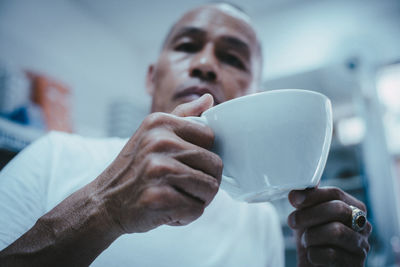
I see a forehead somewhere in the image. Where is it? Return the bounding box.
[167,6,258,49]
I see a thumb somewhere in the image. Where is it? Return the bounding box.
[172,94,214,117]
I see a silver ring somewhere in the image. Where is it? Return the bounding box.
[349,205,367,232]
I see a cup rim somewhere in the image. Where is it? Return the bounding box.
[203,89,329,117]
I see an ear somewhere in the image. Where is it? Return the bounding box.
[146,64,155,96]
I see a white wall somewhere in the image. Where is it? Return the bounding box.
[0,0,149,137]
[0,0,399,137]
[253,0,400,80]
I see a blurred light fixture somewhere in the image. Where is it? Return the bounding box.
[376,63,400,154]
[377,64,400,113]
[337,116,366,146]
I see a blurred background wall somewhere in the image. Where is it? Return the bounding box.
[0,0,399,266]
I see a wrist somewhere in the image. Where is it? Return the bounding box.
[38,183,123,249]
[81,182,125,240]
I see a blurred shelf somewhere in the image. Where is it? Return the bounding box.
[0,117,44,152]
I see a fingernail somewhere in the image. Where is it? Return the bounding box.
[288,214,296,228]
[200,93,211,101]
[301,233,306,247]
[199,93,209,100]
[291,191,305,207]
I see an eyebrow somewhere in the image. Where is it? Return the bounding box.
[220,36,250,60]
[169,26,251,59]
[170,27,206,44]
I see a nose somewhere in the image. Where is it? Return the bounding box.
[189,43,218,82]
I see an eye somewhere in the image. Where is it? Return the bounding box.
[175,42,199,53]
[219,53,246,70]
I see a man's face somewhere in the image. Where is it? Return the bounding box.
[147,5,261,113]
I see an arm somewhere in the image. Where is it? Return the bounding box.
[287,187,372,267]
[0,184,120,267]
[0,94,222,266]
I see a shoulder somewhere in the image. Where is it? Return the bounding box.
[43,131,126,151]
[35,131,127,162]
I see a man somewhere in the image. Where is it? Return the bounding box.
[0,3,371,266]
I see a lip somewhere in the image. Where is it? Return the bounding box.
[174,85,221,105]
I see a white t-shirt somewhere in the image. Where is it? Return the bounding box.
[0,131,284,267]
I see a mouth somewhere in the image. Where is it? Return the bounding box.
[173,86,221,105]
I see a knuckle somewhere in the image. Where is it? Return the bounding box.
[325,248,338,262]
[143,112,168,128]
[145,132,179,152]
[331,222,345,240]
[140,187,167,209]
[331,187,344,200]
[141,186,179,210]
[332,200,348,215]
[145,156,173,177]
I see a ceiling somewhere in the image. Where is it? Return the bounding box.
[75,0,301,44]
[74,0,400,77]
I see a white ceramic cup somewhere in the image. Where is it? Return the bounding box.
[187,89,332,203]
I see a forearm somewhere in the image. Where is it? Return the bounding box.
[0,184,122,267]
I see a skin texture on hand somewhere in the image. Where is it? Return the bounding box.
[93,93,222,233]
[287,187,372,267]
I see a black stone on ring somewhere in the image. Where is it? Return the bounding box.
[349,205,367,232]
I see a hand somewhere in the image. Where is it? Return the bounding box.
[287,187,372,267]
[93,94,223,234]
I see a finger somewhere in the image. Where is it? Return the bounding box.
[288,187,366,212]
[166,159,221,206]
[302,222,370,256]
[144,155,220,206]
[307,246,366,267]
[172,117,215,150]
[288,200,352,230]
[140,129,221,177]
[172,93,214,117]
[147,185,205,226]
[173,141,223,179]
[142,117,214,151]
